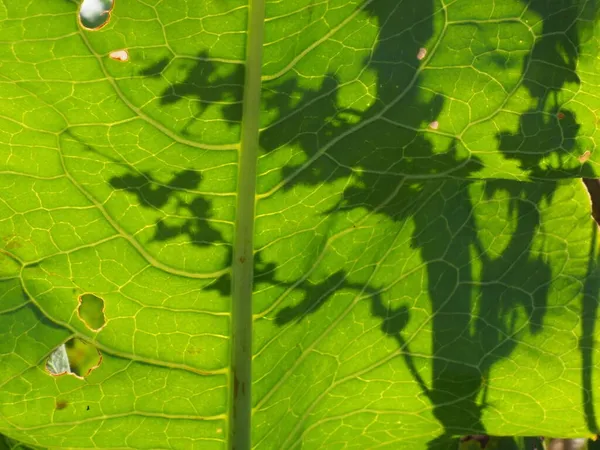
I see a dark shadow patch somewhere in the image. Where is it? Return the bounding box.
[139,50,244,136]
[258,0,600,447]
[108,168,229,251]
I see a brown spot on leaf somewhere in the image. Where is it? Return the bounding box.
[55,400,68,410]
[239,256,246,264]
[557,112,566,120]
[5,241,20,250]
[233,374,240,398]
[579,150,591,163]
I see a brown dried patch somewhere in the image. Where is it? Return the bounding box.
[579,150,591,163]
[55,400,68,410]
[557,112,566,120]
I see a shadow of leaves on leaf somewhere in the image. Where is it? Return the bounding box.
[255,0,600,447]
[140,50,244,136]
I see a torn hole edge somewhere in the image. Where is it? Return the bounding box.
[44,339,103,380]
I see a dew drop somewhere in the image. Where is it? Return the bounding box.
[79,0,113,30]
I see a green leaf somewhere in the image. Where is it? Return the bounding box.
[1,0,600,449]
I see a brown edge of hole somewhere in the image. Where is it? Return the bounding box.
[83,349,103,377]
[76,293,107,332]
[77,0,115,31]
[583,178,600,226]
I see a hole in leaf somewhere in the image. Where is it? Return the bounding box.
[583,179,600,226]
[46,339,102,378]
[78,293,106,331]
[79,0,113,30]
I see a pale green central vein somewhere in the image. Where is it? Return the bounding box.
[229,0,265,447]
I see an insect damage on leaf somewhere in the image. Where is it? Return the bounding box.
[77,293,106,331]
[45,344,71,376]
[109,49,129,62]
[46,340,102,379]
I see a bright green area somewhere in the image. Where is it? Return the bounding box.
[1,0,600,449]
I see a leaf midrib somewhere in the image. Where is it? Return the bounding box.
[230,0,266,447]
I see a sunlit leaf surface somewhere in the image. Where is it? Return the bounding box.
[1,0,600,448]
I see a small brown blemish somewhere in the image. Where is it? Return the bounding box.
[56,400,68,410]
[557,112,565,120]
[233,374,240,398]
[239,256,246,264]
[417,47,427,60]
[579,150,591,163]
[109,49,129,62]
[5,240,21,250]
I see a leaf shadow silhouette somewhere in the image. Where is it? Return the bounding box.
[257,0,600,447]
[62,130,232,264]
[140,50,244,136]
